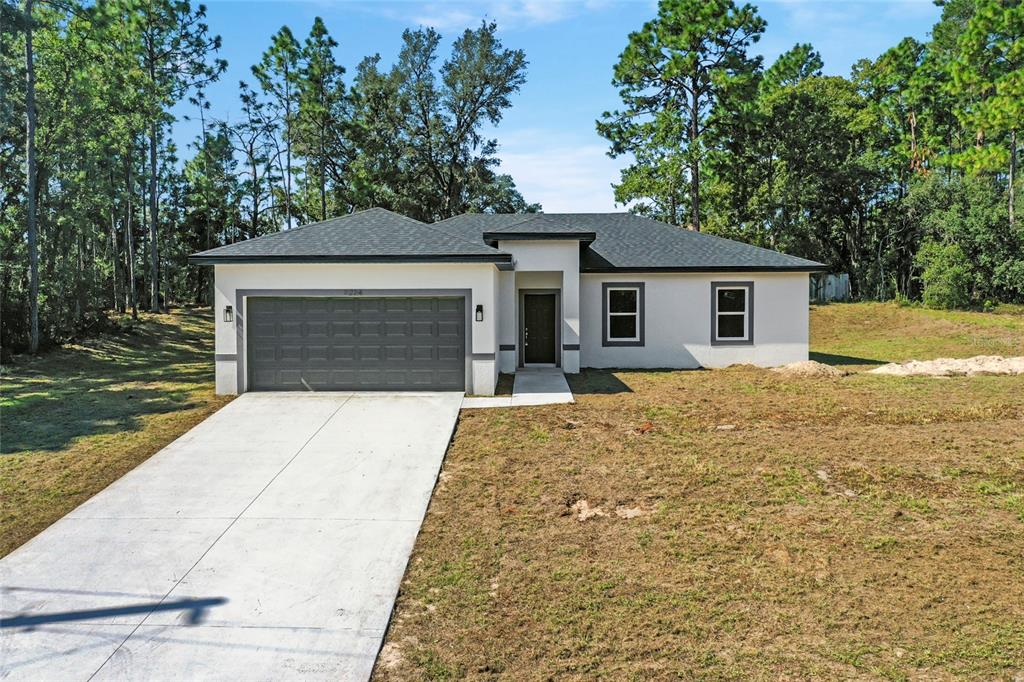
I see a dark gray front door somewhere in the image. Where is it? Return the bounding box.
[246,296,465,391]
[523,293,557,364]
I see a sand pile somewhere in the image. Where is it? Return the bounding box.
[869,355,1024,377]
[771,360,847,378]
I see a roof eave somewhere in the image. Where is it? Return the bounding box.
[188,253,513,266]
[483,231,597,246]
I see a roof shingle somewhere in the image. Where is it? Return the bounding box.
[189,207,510,264]
[190,208,825,272]
[436,212,826,272]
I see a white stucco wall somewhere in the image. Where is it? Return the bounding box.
[498,240,581,373]
[213,262,499,395]
[580,272,810,369]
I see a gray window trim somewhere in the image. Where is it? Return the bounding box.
[711,281,754,346]
[601,282,645,347]
[234,288,474,394]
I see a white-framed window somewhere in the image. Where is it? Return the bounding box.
[603,283,644,346]
[711,282,753,345]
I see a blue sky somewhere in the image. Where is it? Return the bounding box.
[173,0,942,212]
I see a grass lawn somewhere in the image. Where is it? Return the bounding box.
[0,309,231,557]
[375,303,1024,680]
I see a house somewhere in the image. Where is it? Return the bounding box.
[189,208,826,396]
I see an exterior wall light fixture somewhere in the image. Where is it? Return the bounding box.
[475,304,484,322]
[224,305,233,323]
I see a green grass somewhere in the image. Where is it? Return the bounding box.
[375,302,1024,680]
[809,301,1024,368]
[0,309,231,556]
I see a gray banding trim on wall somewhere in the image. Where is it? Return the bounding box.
[601,282,645,347]
[214,354,237,362]
[233,288,475,393]
[499,344,516,351]
[470,353,496,361]
[562,344,580,351]
[582,265,827,273]
[710,281,754,346]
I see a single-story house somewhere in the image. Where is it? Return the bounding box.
[189,208,826,396]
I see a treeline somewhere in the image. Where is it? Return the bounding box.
[600,0,1023,305]
[1,0,534,356]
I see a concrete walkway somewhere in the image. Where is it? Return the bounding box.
[0,391,462,681]
[463,368,575,408]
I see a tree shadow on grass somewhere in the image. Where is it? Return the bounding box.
[1,310,215,454]
[810,351,889,367]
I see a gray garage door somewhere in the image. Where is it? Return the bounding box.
[246,296,466,391]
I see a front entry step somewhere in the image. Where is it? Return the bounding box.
[462,368,574,408]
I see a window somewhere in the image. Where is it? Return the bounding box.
[602,282,644,346]
[711,282,753,345]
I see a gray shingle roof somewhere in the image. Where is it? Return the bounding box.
[436,212,826,272]
[191,208,825,272]
[474,213,594,234]
[189,207,511,264]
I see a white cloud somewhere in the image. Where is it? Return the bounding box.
[495,128,626,212]
[366,0,612,31]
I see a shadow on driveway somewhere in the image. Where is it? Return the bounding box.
[1,596,228,628]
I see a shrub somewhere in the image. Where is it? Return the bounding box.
[914,239,973,309]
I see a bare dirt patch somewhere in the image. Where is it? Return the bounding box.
[570,499,607,521]
[870,355,1024,377]
[772,360,848,378]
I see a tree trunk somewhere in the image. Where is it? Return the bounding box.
[689,84,701,232]
[284,65,293,229]
[1010,128,1017,230]
[24,0,39,353]
[250,150,260,240]
[109,169,121,312]
[148,122,159,312]
[320,155,326,221]
[125,153,138,319]
[110,207,120,311]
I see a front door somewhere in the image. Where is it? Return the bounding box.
[523,293,557,365]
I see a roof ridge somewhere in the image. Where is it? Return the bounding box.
[362,206,428,226]
[434,212,540,227]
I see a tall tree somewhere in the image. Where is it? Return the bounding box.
[761,42,823,94]
[252,26,301,229]
[348,22,530,221]
[703,42,823,244]
[950,0,1023,228]
[295,17,349,222]
[132,0,224,311]
[598,0,765,230]
[228,82,278,240]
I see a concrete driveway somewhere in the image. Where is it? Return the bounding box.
[0,392,462,681]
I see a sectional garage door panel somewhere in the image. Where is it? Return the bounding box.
[246,296,466,391]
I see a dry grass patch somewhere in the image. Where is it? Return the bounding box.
[0,309,230,556]
[377,304,1024,680]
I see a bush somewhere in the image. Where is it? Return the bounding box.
[914,239,973,309]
